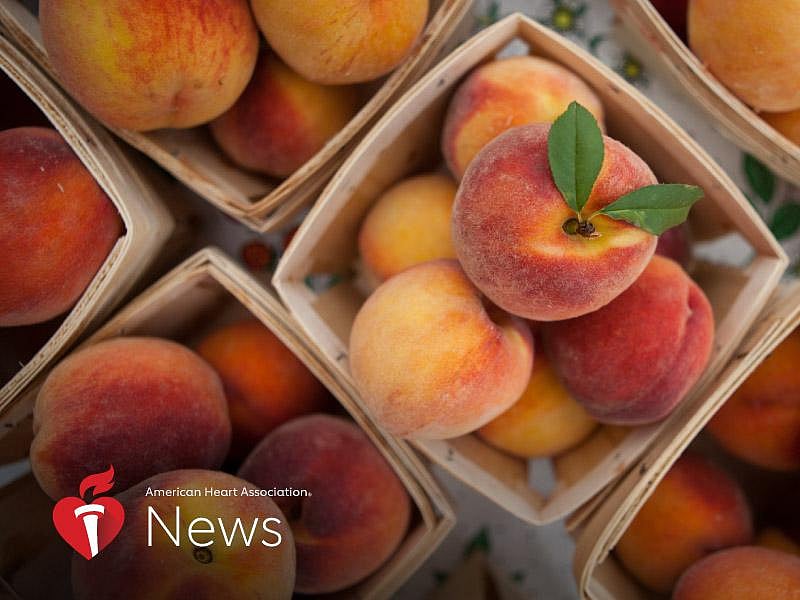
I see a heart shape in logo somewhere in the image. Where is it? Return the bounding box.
[53,496,125,560]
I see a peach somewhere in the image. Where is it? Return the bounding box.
[238,414,410,594]
[72,469,295,600]
[615,454,753,594]
[210,52,360,178]
[688,0,800,111]
[674,546,800,599]
[358,173,457,282]
[31,337,231,500]
[656,222,693,268]
[349,259,533,439]
[542,256,714,425]
[452,123,657,322]
[0,127,122,327]
[39,0,259,131]
[757,528,800,556]
[442,56,605,179]
[196,319,333,459]
[763,109,800,147]
[707,329,800,471]
[250,0,428,84]
[477,345,597,458]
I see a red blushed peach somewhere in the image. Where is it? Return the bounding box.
[40,0,259,131]
[250,0,428,84]
[358,173,458,282]
[71,470,295,600]
[688,0,800,111]
[452,123,657,322]
[210,52,360,178]
[349,259,534,439]
[707,329,800,471]
[763,109,800,147]
[195,319,333,460]
[477,345,597,458]
[238,414,410,594]
[615,454,753,594]
[542,256,714,425]
[0,127,122,327]
[442,55,605,180]
[674,546,800,599]
[656,222,693,268]
[30,337,231,500]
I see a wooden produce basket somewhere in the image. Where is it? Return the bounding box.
[610,0,800,188]
[0,247,455,600]
[273,13,788,526]
[0,0,474,233]
[0,34,173,419]
[573,280,800,599]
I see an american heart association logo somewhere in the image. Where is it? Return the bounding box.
[52,465,125,560]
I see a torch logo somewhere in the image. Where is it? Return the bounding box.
[52,466,125,560]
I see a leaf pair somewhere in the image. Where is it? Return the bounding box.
[547,102,703,236]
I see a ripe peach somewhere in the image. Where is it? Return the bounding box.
[763,109,800,147]
[349,259,533,439]
[542,255,713,424]
[477,345,597,458]
[656,222,693,268]
[674,546,800,599]
[39,0,259,131]
[688,0,800,111]
[452,123,657,322]
[210,52,360,178]
[707,329,800,471]
[196,319,332,459]
[31,337,231,500]
[238,414,410,594]
[615,454,753,594]
[442,56,605,179]
[0,127,122,327]
[71,469,295,600]
[358,173,457,282]
[250,0,428,84]
[757,528,800,556]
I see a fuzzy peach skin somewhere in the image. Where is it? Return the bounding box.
[251,0,428,85]
[688,0,800,112]
[349,259,534,439]
[239,414,410,594]
[39,0,259,131]
[707,329,800,471]
[72,470,295,600]
[196,319,332,459]
[763,109,800,147]
[358,173,457,282]
[477,345,597,458]
[31,337,231,500]
[0,127,122,327]
[210,52,360,178]
[442,56,605,180]
[615,454,753,594]
[542,256,714,424]
[453,123,658,322]
[674,546,800,600]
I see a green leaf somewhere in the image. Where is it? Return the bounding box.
[596,184,704,235]
[770,202,800,240]
[548,101,605,215]
[463,527,491,558]
[743,154,775,203]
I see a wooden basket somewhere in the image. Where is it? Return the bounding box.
[0,0,474,232]
[273,13,788,526]
[610,0,800,188]
[573,280,800,599]
[0,34,173,419]
[0,248,455,600]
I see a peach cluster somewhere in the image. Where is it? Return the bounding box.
[350,54,712,449]
[686,0,800,145]
[30,318,411,596]
[39,1,429,178]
